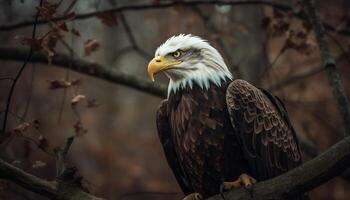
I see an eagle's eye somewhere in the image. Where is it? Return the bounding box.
[172,50,182,59]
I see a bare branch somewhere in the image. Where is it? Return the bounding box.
[207,136,350,200]
[302,0,350,137]
[0,47,167,98]
[0,0,349,38]
[0,158,104,200]
[119,12,152,59]
[267,52,349,91]
[1,131,350,200]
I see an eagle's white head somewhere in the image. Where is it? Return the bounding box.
[147,34,233,96]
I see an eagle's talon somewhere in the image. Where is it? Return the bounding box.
[182,192,202,200]
[221,173,257,192]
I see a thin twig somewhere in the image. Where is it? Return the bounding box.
[190,6,241,77]
[1,0,43,135]
[21,63,36,120]
[119,12,152,59]
[267,52,348,91]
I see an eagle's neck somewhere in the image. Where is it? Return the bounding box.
[167,69,232,97]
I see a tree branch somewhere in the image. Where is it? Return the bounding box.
[1,131,350,200]
[207,136,350,200]
[0,0,349,37]
[302,0,350,137]
[0,0,291,31]
[267,52,349,91]
[0,159,104,200]
[0,47,167,98]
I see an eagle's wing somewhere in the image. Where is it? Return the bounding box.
[156,100,193,195]
[226,79,302,180]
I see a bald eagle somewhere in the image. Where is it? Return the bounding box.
[147,34,307,200]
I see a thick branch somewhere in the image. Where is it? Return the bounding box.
[0,47,167,98]
[207,136,350,200]
[302,0,350,137]
[0,159,104,200]
[1,133,350,200]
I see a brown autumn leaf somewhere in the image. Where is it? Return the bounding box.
[13,122,31,135]
[32,160,47,169]
[48,80,71,89]
[57,22,69,32]
[36,0,58,20]
[84,39,100,56]
[19,37,43,51]
[71,94,86,106]
[71,79,81,86]
[271,20,290,37]
[283,30,315,55]
[86,98,100,108]
[71,28,81,37]
[73,121,88,137]
[96,11,118,27]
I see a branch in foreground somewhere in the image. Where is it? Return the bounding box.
[1,133,350,200]
[0,158,104,200]
[0,47,167,98]
[302,0,350,137]
[207,136,350,200]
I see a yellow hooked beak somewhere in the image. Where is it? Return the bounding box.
[147,56,181,81]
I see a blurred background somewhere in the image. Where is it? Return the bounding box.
[0,0,350,199]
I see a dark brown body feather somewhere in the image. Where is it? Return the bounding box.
[156,79,306,199]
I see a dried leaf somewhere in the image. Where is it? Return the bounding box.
[13,122,31,135]
[49,80,71,89]
[71,79,81,86]
[74,121,88,137]
[19,37,43,51]
[71,28,81,37]
[96,11,118,27]
[71,94,86,106]
[57,22,69,32]
[32,160,47,169]
[271,20,290,37]
[36,0,58,20]
[84,39,100,56]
